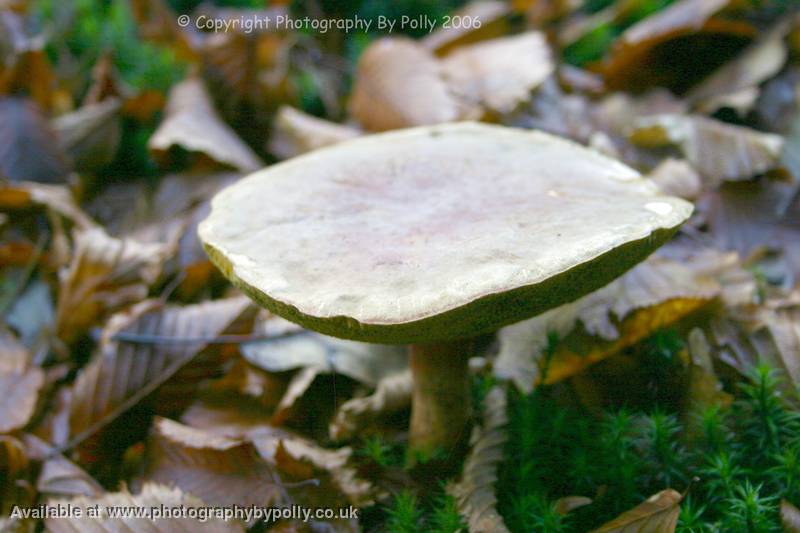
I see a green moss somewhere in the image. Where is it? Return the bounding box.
[498,359,800,531]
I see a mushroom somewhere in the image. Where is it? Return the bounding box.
[198,122,692,461]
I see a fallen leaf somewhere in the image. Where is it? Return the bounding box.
[268,106,361,159]
[141,417,286,508]
[0,325,30,372]
[600,0,754,93]
[700,178,800,284]
[329,370,412,441]
[687,21,790,114]
[421,0,510,55]
[683,328,732,437]
[0,365,43,432]
[0,181,96,229]
[52,98,122,174]
[349,38,465,131]
[46,482,246,533]
[242,328,408,387]
[781,499,800,533]
[271,367,321,426]
[148,77,263,172]
[22,434,104,499]
[448,386,511,533]
[62,296,253,449]
[590,488,683,532]
[0,97,70,183]
[440,32,553,115]
[495,255,719,392]
[0,436,33,515]
[647,158,702,200]
[55,227,174,343]
[554,495,593,515]
[630,114,784,183]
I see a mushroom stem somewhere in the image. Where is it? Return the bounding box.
[408,339,472,463]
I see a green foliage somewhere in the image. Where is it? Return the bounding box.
[385,491,423,533]
[499,359,800,531]
[384,490,465,533]
[34,0,186,94]
[358,435,404,468]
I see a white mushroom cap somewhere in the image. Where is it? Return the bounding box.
[199,122,692,343]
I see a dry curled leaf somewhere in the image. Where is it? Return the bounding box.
[600,0,753,93]
[349,38,464,131]
[329,370,412,441]
[23,434,104,499]
[782,499,800,533]
[448,386,511,533]
[630,114,784,183]
[683,328,732,437]
[440,32,553,115]
[0,97,70,183]
[268,106,361,160]
[148,77,263,172]
[495,255,719,392]
[590,488,683,533]
[62,296,252,449]
[55,227,174,343]
[46,482,245,533]
[271,367,321,426]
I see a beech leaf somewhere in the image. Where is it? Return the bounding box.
[148,77,263,172]
[629,114,784,183]
[448,386,511,533]
[590,488,683,533]
[46,482,246,533]
[781,499,800,533]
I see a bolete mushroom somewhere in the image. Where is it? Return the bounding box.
[198,122,692,461]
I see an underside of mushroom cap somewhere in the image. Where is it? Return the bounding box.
[199,122,692,344]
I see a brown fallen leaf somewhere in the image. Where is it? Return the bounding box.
[448,386,511,533]
[46,482,245,533]
[0,435,33,515]
[55,227,174,344]
[0,181,96,230]
[495,255,719,392]
[271,367,322,426]
[554,495,593,515]
[440,32,553,116]
[630,114,784,183]
[590,488,683,532]
[62,296,253,450]
[140,417,287,508]
[687,21,790,114]
[329,369,413,441]
[683,328,733,438]
[600,0,754,93]
[148,77,263,172]
[782,499,800,533]
[52,98,122,174]
[0,365,43,433]
[349,38,465,131]
[421,0,510,55]
[22,434,104,499]
[268,106,362,160]
[0,97,70,183]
